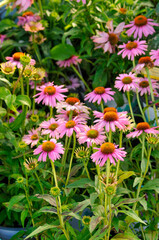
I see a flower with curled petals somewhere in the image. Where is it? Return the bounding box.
[84,87,115,105]
[118,39,147,61]
[34,139,64,162]
[40,118,61,139]
[127,122,159,139]
[17,12,41,26]
[125,15,158,39]
[91,20,125,53]
[24,21,44,33]
[91,142,127,166]
[134,56,154,73]
[34,82,68,108]
[115,72,139,92]
[77,125,106,147]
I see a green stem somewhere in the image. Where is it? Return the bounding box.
[109,129,112,143]
[26,77,29,97]
[107,196,112,240]
[83,160,91,179]
[101,100,104,112]
[126,91,135,124]
[23,185,35,227]
[13,66,25,94]
[62,135,72,170]
[65,132,76,186]
[50,161,69,240]
[50,107,53,118]
[116,130,123,179]
[136,89,146,122]
[32,81,37,115]
[38,0,43,18]
[145,93,150,122]
[133,140,151,211]
[96,164,103,205]
[34,171,44,194]
[145,67,158,126]
[71,65,91,92]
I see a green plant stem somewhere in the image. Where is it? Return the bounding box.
[65,132,76,186]
[69,110,73,120]
[61,135,72,171]
[145,93,150,122]
[107,196,112,240]
[96,164,103,205]
[145,67,158,126]
[109,129,112,143]
[32,81,37,115]
[23,185,35,228]
[34,171,44,194]
[133,141,152,211]
[38,0,43,18]
[83,160,91,179]
[126,91,135,124]
[71,65,91,92]
[26,77,29,97]
[13,66,25,94]
[116,130,123,179]
[101,100,104,112]
[136,89,146,122]
[50,161,69,240]
[50,107,53,118]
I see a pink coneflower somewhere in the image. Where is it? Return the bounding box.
[6,52,35,69]
[125,15,158,39]
[71,0,86,3]
[150,49,159,66]
[94,110,130,132]
[91,142,127,166]
[40,118,61,139]
[24,21,44,33]
[13,0,34,13]
[56,109,89,122]
[17,11,41,26]
[136,78,158,96]
[56,97,90,113]
[84,87,115,105]
[56,55,82,68]
[34,82,68,108]
[127,122,159,138]
[134,56,154,73]
[34,139,64,162]
[77,125,106,147]
[58,117,85,138]
[0,34,6,44]
[93,107,118,119]
[22,129,39,148]
[66,76,80,90]
[115,72,139,92]
[118,39,147,61]
[91,20,125,53]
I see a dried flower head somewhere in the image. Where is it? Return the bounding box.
[1,62,16,75]
[75,146,90,160]
[24,158,38,171]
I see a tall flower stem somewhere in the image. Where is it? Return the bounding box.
[13,66,25,94]
[83,160,91,179]
[65,132,76,186]
[107,196,112,240]
[145,93,150,122]
[145,67,158,126]
[61,135,71,172]
[96,164,103,205]
[101,100,104,112]
[38,0,43,18]
[32,81,37,115]
[126,91,135,124]
[116,130,123,179]
[34,171,44,194]
[136,89,146,122]
[26,77,30,97]
[71,65,91,92]
[50,161,69,240]
[133,135,152,211]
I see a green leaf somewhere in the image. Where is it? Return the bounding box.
[141,179,159,193]
[7,194,25,210]
[133,177,142,188]
[0,86,11,100]
[89,226,107,240]
[113,89,124,107]
[5,94,16,108]
[0,76,11,86]
[118,210,146,225]
[89,216,103,233]
[21,209,28,228]
[35,194,57,206]
[24,224,59,239]
[50,44,76,60]
[66,178,95,189]
[15,95,31,108]
[0,107,7,116]
[9,108,27,131]
[111,230,140,240]
[141,157,147,173]
[118,171,135,184]
[139,199,147,211]
[0,19,17,32]
[145,230,158,240]
[92,65,107,89]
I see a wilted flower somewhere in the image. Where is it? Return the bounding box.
[1,62,16,75]
[13,0,34,13]
[24,158,38,171]
[17,11,41,26]
[91,20,125,53]
[56,55,82,68]
[125,15,158,39]
[31,68,46,81]
[29,32,46,44]
[24,21,44,33]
